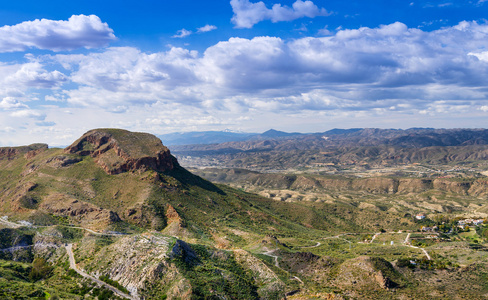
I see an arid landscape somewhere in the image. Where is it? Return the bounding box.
[2,0,488,298]
[2,128,488,299]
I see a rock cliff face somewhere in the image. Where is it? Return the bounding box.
[79,234,192,299]
[0,144,48,160]
[65,129,178,175]
[39,194,121,230]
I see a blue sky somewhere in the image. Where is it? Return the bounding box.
[0,0,488,146]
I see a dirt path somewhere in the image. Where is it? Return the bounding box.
[0,217,22,228]
[370,232,381,243]
[262,249,280,268]
[68,226,126,236]
[404,232,411,244]
[407,244,431,260]
[292,276,304,284]
[262,248,305,286]
[65,244,137,300]
[401,232,431,260]
[301,242,321,248]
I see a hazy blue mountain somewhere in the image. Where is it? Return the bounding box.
[158,130,257,145]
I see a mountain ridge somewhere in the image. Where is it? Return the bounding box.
[170,128,488,171]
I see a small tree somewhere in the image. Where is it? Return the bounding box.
[29,258,53,281]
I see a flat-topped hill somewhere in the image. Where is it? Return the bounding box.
[65,128,178,174]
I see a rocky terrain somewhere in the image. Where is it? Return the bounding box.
[66,129,178,175]
[2,128,488,299]
[172,128,488,171]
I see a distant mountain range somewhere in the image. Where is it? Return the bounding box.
[158,129,303,145]
[161,128,488,147]
[168,128,488,170]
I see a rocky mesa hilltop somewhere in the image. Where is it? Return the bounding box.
[65,128,178,175]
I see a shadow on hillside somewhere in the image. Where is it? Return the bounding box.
[165,166,226,195]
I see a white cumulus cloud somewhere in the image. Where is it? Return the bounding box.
[469,51,488,62]
[35,20,488,115]
[10,109,46,120]
[0,14,116,52]
[197,25,217,33]
[4,62,67,88]
[0,97,27,110]
[1,20,487,145]
[172,29,192,38]
[231,0,330,28]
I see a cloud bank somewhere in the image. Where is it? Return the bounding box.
[0,14,116,52]
[2,20,488,145]
[231,0,330,28]
[42,21,488,111]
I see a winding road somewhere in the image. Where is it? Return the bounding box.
[262,248,280,268]
[65,244,137,300]
[261,248,305,285]
[301,242,321,248]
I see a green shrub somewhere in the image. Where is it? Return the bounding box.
[28,258,52,281]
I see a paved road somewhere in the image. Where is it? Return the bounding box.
[65,244,137,300]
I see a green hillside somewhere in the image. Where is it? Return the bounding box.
[2,129,488,299]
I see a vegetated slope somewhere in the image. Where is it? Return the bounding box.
[172,128,488,170]
[0,128,411,298]
[4,129,488,299]
[0,128,385,237]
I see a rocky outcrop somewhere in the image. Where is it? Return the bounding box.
[351,178,398,194]
[169,240,199,265]
[65,129,178,175]
[45,155,82,168]
[0,144,47,160]
[80,234,191,299]
[162,205,192,239]
[468,180,488,197]
[433,179,471,195]
[40,194,121,230]
[334,256,402,291]
[397,178,433,193]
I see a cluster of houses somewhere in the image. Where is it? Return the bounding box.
[416,213,485,232]
[457,218,484,229]
[420,225,438,232]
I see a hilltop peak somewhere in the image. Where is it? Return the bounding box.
[65,128,178,175]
